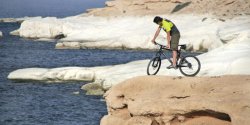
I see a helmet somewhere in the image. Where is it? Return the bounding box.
[153,16,163,24]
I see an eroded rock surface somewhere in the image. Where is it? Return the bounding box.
[101,75,250,125]
[13,15,250,52]
[86,0,250,18]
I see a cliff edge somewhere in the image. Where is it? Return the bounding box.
[101,75,250,125]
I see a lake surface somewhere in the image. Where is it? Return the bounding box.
[0,0,106,18]
[0,23,155,125]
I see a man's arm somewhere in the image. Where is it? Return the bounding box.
[151,26,161,44]
[167,31,171,49]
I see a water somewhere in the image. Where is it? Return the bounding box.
[0,23,155,125]
[0,0,106,18]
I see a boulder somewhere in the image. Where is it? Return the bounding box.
[18,17,64,39]
[81,82,105,95]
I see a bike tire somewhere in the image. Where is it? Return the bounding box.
[179,55,201,77]
[147,57,161,75]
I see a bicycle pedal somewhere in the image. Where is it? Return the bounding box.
[167,66,177,69]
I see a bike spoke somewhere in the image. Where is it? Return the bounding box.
[147,57,161,75]
[179,56,201,76]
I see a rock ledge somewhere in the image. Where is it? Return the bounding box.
[101,75,250,125]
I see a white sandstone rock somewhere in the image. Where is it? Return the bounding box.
[0,31,2,38]
[198,40,250,76]
[8,67,95,82]
[0,16,42,23]
[18,17,64,39]
[8,39,250,89]
[14,15,250,51]
[10,30,19,36]
[56,42,81,49]
[8,15,250,90]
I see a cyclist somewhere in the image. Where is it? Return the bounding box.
[151,16,180,69]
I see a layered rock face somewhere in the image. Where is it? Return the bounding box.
[87,0,250,18]
[101,76,250,125]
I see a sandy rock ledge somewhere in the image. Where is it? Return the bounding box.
[101,75,250,125]
[86,0,250,18]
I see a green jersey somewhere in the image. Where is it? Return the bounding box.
[161,19,180,35]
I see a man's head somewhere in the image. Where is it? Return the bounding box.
[153,16,163,25]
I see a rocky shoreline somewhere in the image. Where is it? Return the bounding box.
[8,39,250,95]
[5,0,250,95]
[8,15,250,52]
[5,0,250,51]
[4,0,250,124]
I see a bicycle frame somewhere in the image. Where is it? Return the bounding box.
[148,42,200,76]
[154,42,183,66]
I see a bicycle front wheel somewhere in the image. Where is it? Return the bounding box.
[179,55,201,77]
[147,57,161,75]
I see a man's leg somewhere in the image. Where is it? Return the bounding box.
[167,33,180,69]
[172,50,177,66]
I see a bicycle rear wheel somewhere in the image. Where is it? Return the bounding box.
[147,57,161,75]
[179,55,201,76]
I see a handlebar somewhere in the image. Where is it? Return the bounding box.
[153,41,186,51]
[153,42,172,51]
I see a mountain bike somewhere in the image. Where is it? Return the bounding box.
[147,42,201,76]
